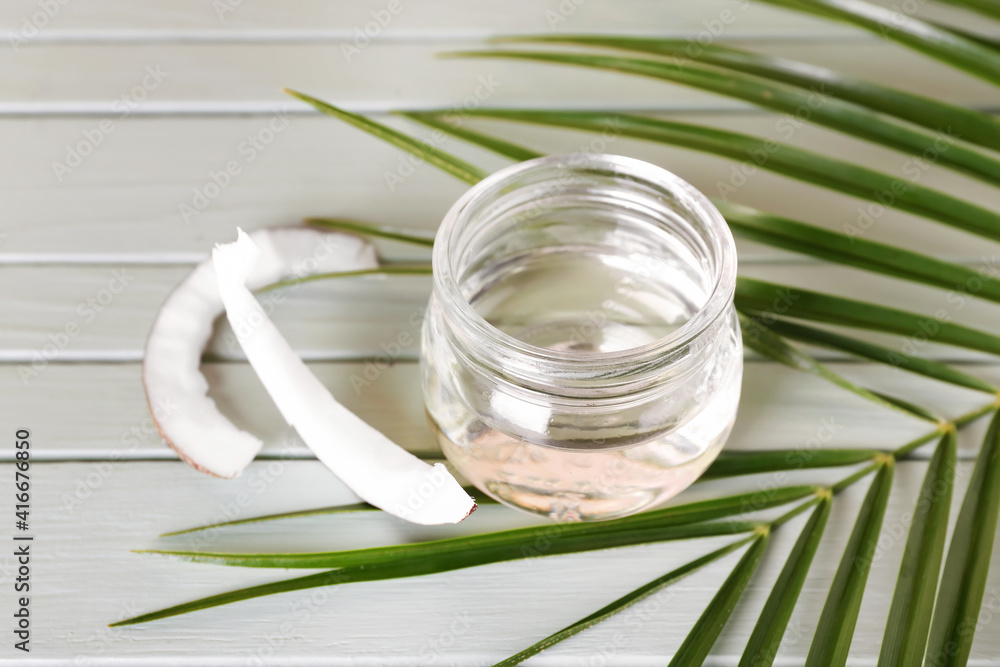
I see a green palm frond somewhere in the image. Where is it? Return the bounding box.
[879,431,956,666]
[736,277,1000,355]
[806,460,895,666]
[415,108,1000,242]
[489,35,1000,149]
[668,532,772,666]
[284,89,487,185]
[446,49,1000,186]
[740,497,832,667]
[761,319,1000,393]
[492,536,757,667]
[138,486,816,568]
[738,311,938,421]
[933,0,1000,20]
[926,410,1000,666]
[756,0,1000,84]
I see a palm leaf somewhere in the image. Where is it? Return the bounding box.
[702,449,880,480]
[306,218,435,246]
[403,114,1000,306]
[258,263,432,293]
[925,410,1000,666]
[878,431,957,667]
[736,277,1000,356]
[414,109,1000,243]
[805,460,895,667]
[401,111,544,160]
[159,487,497,537]
[759,319,1000,393]
[139,487,819,569]
[112,559,480,627]
[491,35,1000,150]
[447,50,1000,186]
[715,201,1000,305]
[117,520,752,626]
[668,532,772,666]
[283,89,487,185]
[739,311,937,421]
[739,496,832,667]
[934,0,1000,19]
[492,536,756,667]
[755,0,1000,85]
[869,390,942,422]
[396,112,543,162]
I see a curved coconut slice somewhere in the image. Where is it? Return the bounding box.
[143,227,378,478]
[213,229,476,525]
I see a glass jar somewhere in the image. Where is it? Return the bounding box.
[421,153,741,522]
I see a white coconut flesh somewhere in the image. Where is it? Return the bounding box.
[142,226,379,479]
[212,229,476,525]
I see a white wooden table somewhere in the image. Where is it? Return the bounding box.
[2,1,999,664]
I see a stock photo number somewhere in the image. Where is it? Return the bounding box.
[13,429,31,653]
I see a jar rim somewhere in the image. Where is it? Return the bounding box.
[432,153,738,370]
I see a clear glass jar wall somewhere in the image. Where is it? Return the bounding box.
[421,154,742,521]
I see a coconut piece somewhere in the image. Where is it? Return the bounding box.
[143,227,378,478]
[212,229,476,525]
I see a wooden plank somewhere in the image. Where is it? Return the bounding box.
[2,359,997,463]
[1,0,995,38]
[0,264,434,361]
[0,0,937,38]
[3,41,999,113]
[2,114,998,259]
[2,262,999,361]
[0,459,996,663]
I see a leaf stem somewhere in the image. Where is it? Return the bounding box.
[305,218,436,247]
[894,400,999,457]
[770,496,822,529]
[255,264,433,293]
[829,461,882,494]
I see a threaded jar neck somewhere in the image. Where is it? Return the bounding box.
[432,153,737,400]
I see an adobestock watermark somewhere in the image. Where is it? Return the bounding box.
[349,309,422,394]
[60,396,178,516]
[392,464,458,521]
[220,286,289,353]
[51,66,169,182]
[340,0,407,63]
[844,126,960,243]
[180,111,291,224]
[661,0,752,69]
[505,118,624,228]
[72,600,143,666]
[544,0,587,29]
[726,416,841,530]
[877,0,928,38]
[888,253,1000,359]
[384,75,502,191]
[18,269,134,385]
[743,617,809,667]
[212,0,245,22]
[715,84,830,200]
[178,435,304,553]
[8,0,70,52]
[218,232,362,354]
[245,569,352,666]
[581,590,673,667]
[923,585,1000,666]
[861,460,969,572]
[419,610,473,664]
[738,287,800,345]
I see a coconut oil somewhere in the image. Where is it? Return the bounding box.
[422,154,742,521]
